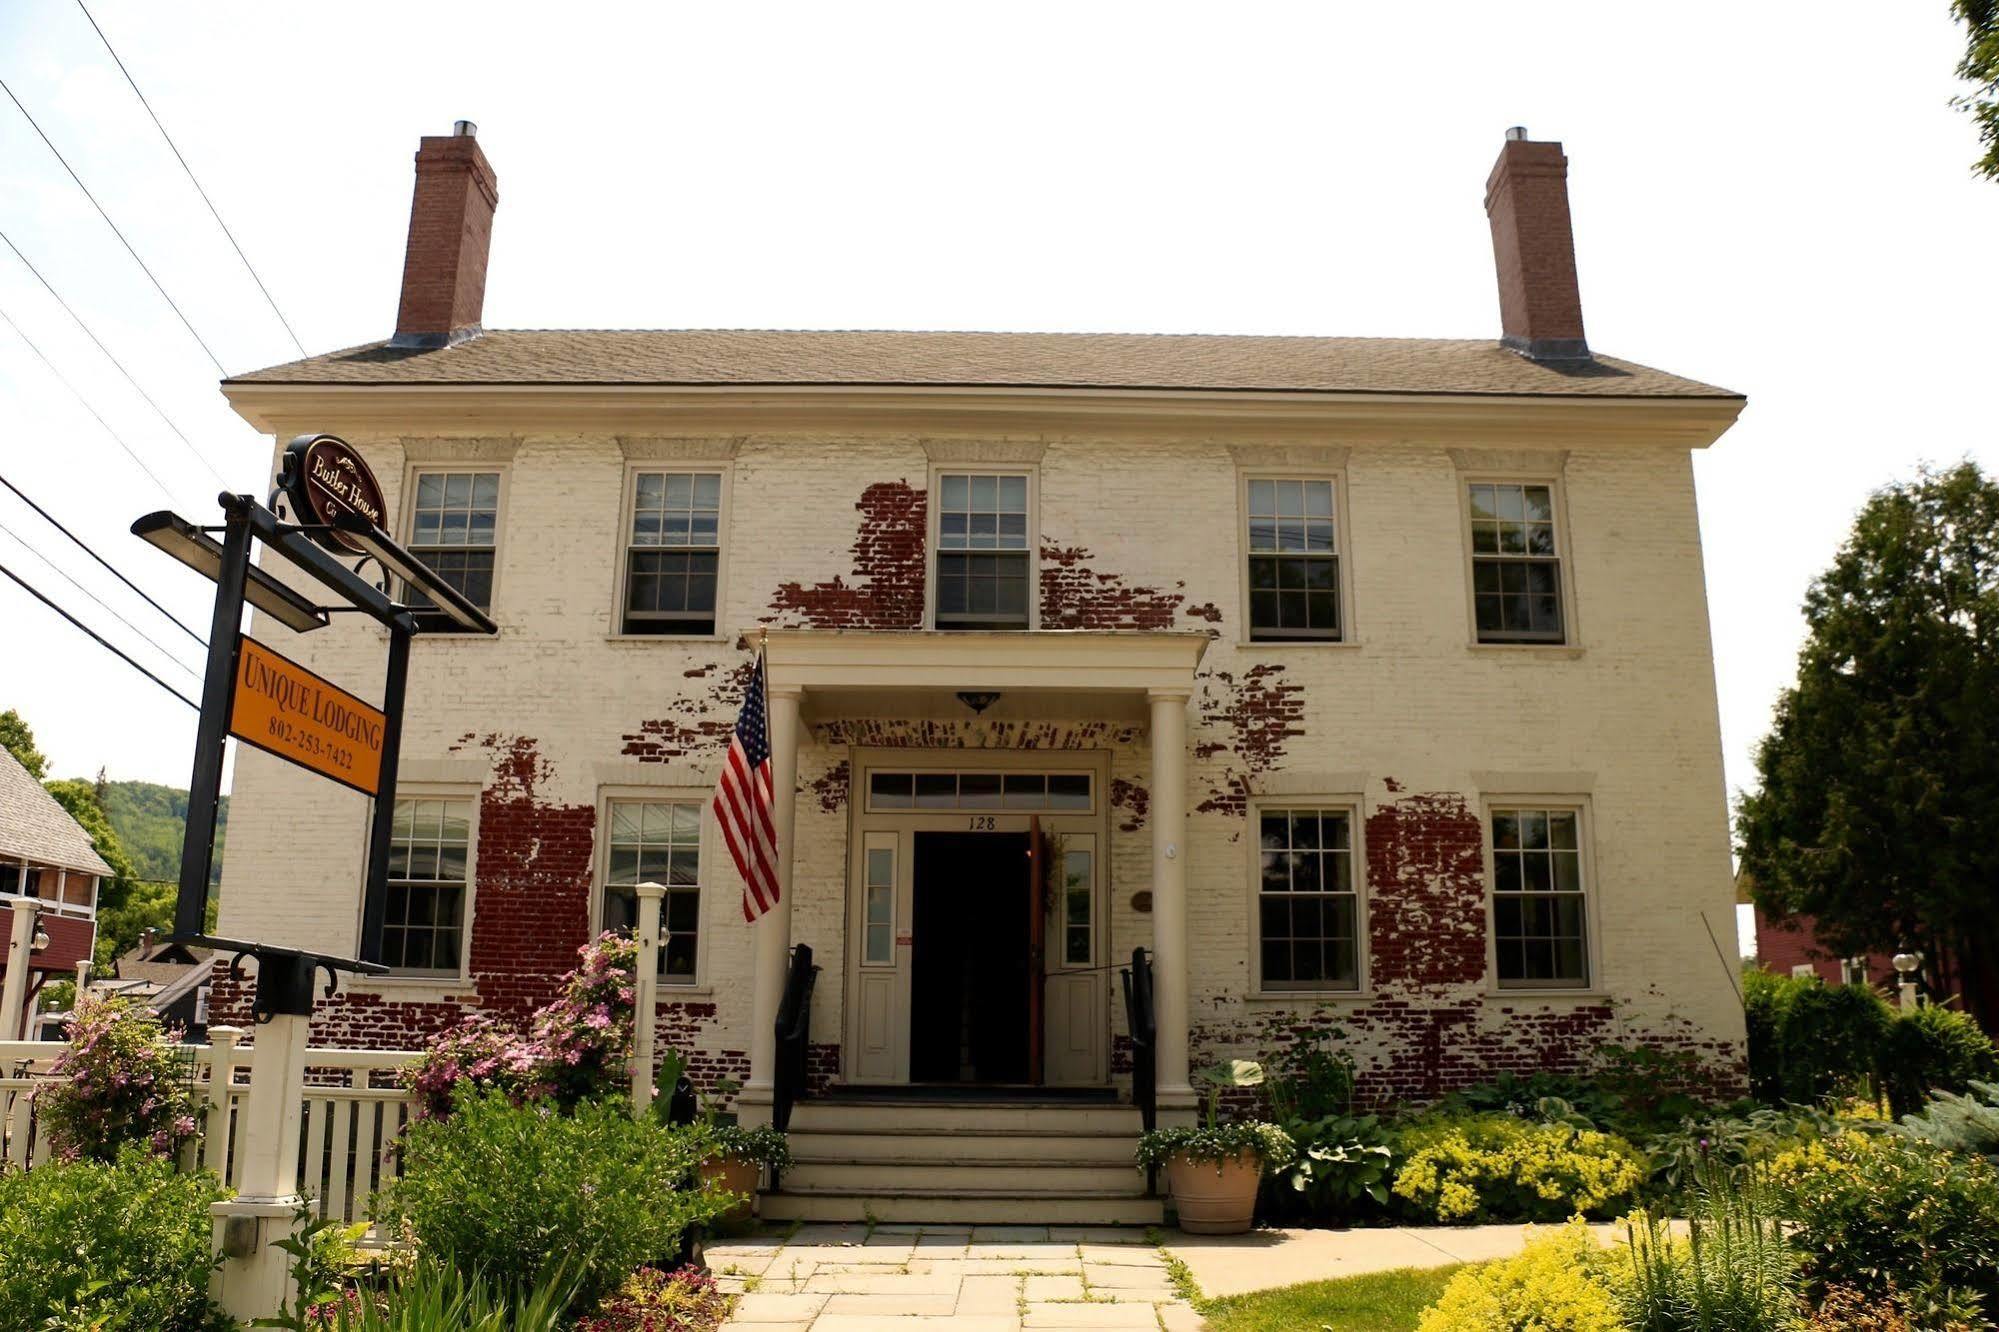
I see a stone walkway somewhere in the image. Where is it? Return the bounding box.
[707,1223,1202,1331]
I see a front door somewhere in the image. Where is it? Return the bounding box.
[843,754,1111,1087]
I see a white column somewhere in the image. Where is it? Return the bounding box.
[1148,688,1197,1123]
[209,1011,310,1321]
[1,900,38,1043]
[630,882,664,1119]
[739,685,801,1127]
[202,1026,243,1173]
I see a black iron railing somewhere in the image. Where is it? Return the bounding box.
[773,943,818,1134]
[1120,945,1158,1195]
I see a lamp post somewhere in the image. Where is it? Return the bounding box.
[1892,952,1924,1013]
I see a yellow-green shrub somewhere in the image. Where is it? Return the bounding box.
[1416,1222,1622,1332]
[1392,1114,1645,1223]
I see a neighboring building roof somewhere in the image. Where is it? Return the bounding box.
[113,944,215,990]
[224,329,1740,399]
[0,750,113,878]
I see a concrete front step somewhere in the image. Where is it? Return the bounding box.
[783,1158,1145,1194]
[788,1099,1142,1136]
[758,1188,1166,1226]
[790,1130,1139,1163]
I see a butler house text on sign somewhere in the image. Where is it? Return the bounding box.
[229,636,386,796]
[283,433,388,555]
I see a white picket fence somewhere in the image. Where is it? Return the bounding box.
[0,1032,420,1230]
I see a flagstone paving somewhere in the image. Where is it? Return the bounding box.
[706,1224,1204,1331]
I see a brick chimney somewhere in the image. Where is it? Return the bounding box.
[391,121,499,349]
[1483,128,1589,362]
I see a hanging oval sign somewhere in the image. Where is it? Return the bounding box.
[281,433,388,555]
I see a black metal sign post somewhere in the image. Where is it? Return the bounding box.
[135,465,496,1021]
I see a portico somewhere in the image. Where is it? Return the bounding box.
[733,628,1209,1125]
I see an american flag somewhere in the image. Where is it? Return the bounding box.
[713,650,780,921]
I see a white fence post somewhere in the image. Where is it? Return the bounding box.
[202,1026,242,1175]
[209,1013,311,1321]
[631,882,664,1120]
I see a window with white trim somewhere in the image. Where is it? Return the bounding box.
[406,471,500,622]
[1246,478,1341,641]
[384,797,471,976]
[1256,807,1359,990]
[1490,807,1589,988]
[603,800,702,982]
[621,471,721,635]
[1468,482,1564,643]
[935,472,1030,629]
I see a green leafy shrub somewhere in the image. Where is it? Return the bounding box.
[1742,968,1891,1106]
[1613,1162,1804,1331]
[1415,1221,1623,1331]
[321,1256,573,1331]
[1265,1027,1356,1120]
[1877,1004,1999,1120]
[35,990,199,1161]
[573,1265,729,1332]
[0,1150,229,1331]
[1643,1105,1846,1196]
[1895,1079,1999,1159]
[1765,1127,1999,1325]
[380,1091,733,1310]
[1264,1113,1395,1222]
[1390,1113,1645,1223]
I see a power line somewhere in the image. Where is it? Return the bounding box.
[0,73,228,375]
[72,0,308,358]
[0,227,230,489]
[0,515,202,684]
[0,296,186,502]
[0,471,206,646]
[0,557,198,710]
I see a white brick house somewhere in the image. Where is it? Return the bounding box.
[211,125,1746,1221]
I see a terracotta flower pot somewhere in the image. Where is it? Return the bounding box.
[1166,1149,1263,1234]
[699,1154,763,1220]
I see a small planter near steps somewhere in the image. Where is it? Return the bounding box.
[698,1154,764,1221]
[1134,1060,1297,1237]
[696,1122,791,1221]
[1165,1148,1265,1234]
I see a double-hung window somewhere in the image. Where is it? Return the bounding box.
[1490,807,1589,988]
[1468,482,1564,643]
[1256,807,1360,990]
[384,797,472,976]
[935,472,1030,630]
[1246,478,1341,641]
[622,471,722,635]
[406,471,500,623]
[603,800,702,982]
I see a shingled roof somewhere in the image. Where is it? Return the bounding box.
[0,750,114,878]
[225,330,1738,399]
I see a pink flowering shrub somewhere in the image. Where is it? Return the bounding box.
[573,1265,728,1332]
[34,992,198,1162]
[404,932,639,1117]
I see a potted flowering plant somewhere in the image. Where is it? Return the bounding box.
[689,1079,791,1219]
[1135,1059,1295,1234]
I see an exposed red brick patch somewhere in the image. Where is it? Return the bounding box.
[769,482,926,629]
[1184,602,1224,624]
[1194,665,1305,815]
[1038,542,1184,630]
[1110,777,1149,833]
[1364,792,1488,994]
[621,713,733,762]
[810,760,851,813]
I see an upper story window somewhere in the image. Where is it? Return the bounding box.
[384,796,472,976]
[935,472,1030,630]
[1468,482,1565,643]
[603,799,703,983]
[1256,806,1360,991]
[1247,478,1341,641]
[406,471,500,624]
[622,471,722,636]
[1490,806,1589,989]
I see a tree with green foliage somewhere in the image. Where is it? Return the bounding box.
[1737,462,1999,1029]
[1957,0,1999,179]
[1,708,46,778]
[40,779,151,970]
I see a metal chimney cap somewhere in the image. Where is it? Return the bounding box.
[1504,125,1530,142]
[453,120,478,138]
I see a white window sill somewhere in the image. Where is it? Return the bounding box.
[1468,642,1586,659]
[1239,638,1362,651]
[1244,989,1373,1004]
[654,984,713,999]
[605,633,728,645]
[1488,988,1611,1001]
[350,975,477,1000]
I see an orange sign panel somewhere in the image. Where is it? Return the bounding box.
[229,636,386,796]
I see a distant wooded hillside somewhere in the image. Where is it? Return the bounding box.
[99,780,228,887]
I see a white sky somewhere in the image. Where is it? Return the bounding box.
[2,0,1995,870]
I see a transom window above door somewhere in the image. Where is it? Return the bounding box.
[867,769,1091,813]
[622,471,722,636]
[1246,478,1341,641]
[935,472,1030,630]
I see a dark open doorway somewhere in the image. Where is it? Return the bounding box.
[910,830,1032,1084]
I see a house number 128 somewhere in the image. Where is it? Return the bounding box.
[968,815,997,831]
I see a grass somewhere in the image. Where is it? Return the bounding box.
[1199,1264,1463,1332]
